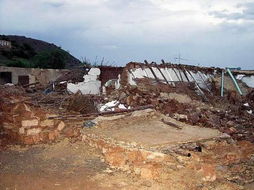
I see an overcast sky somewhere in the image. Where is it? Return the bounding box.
[1,0,254,69]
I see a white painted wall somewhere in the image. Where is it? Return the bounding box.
[237,75,254,88]
[128,66,212,90]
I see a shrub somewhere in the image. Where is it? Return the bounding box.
[33,49,67,69]
[5,59,33,68]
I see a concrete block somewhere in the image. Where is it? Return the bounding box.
[57,121,65,131]
[21,119,39,127]
[27,128,42,135]
[40,119,54,127]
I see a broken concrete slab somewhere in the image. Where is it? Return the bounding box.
[80,109,254,189]
[85,110,223,149]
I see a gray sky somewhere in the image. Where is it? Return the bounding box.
[1,0,254,69]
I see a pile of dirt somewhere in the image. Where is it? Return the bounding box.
[107,82,200,109]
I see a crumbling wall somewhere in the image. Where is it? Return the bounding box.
[0,86,66,145]
[121,62,217,90]
[0,66,68,86]
[99,66,124,87]
[66,66,124,95]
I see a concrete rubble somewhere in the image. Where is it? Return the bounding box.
[0,61,254,189]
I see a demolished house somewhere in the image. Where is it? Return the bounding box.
[0,61,254,189]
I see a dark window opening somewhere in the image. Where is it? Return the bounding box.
[0,72,12,84]
[18,75,29,85]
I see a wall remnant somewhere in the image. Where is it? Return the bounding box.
[122,62,217,91]
[0,66,68,86]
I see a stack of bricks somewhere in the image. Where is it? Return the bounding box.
[1,101,65,145]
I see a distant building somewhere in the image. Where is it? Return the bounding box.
[0,40,11,49]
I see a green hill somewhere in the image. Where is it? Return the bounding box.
[0,35,82,69]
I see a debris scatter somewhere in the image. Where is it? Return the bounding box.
[1,61,254,190]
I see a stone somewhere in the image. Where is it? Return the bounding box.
[23,104,31,112]
[140,166,154,179]
[2,122,14,129]
[119,92,127,100]
[21,119,38,127]
[32,134,41,144]
[46,113,58,118]
[141,180,152,187]
[200,164,217,182]
[48,130,59,141]
[126,151,144,163]
[173,113,188,121]
[27,128,42,136]
[104,168,113,173]
[140,164,161,180]
[40,119,54,127]
[134,167,141,175]
[146,152,165,162]
[225,153,241,164]
[63,127,80,138]
[40,131,49,142]
[57,121,65,131]
[19,127,25,134]
[104,152,126,167]
[226,121,235,127]
[126,96,133,106]
[23,136,34,145]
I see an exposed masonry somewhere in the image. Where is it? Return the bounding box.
[1,62,254,94]
[66,62,220,95]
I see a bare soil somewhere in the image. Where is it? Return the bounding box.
[0,139,170,190]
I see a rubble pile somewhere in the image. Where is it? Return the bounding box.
[67,93,100,114]
[81,109,254,187]
[107,82,200,109]
[0,86,66,145]
[1,62,254,188]
[186,104,254,143]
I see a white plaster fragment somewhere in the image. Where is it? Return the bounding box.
[244,103,249,107]
[240,75,254,88]
[236,74,245,80]
[88,68,100,75]
[99,100,119,112]
[67,67,101,95]
[118,104,127,109]
[247,110,253,114]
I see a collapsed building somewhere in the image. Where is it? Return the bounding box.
[0,61,254,189]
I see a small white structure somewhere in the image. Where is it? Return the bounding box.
[67,68,101,95]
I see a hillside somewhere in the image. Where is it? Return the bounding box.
[0,35,82,69]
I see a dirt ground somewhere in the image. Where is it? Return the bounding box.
[0,138,175,190]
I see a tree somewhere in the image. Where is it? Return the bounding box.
[5,59,33,68]
[33,49,67,69]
